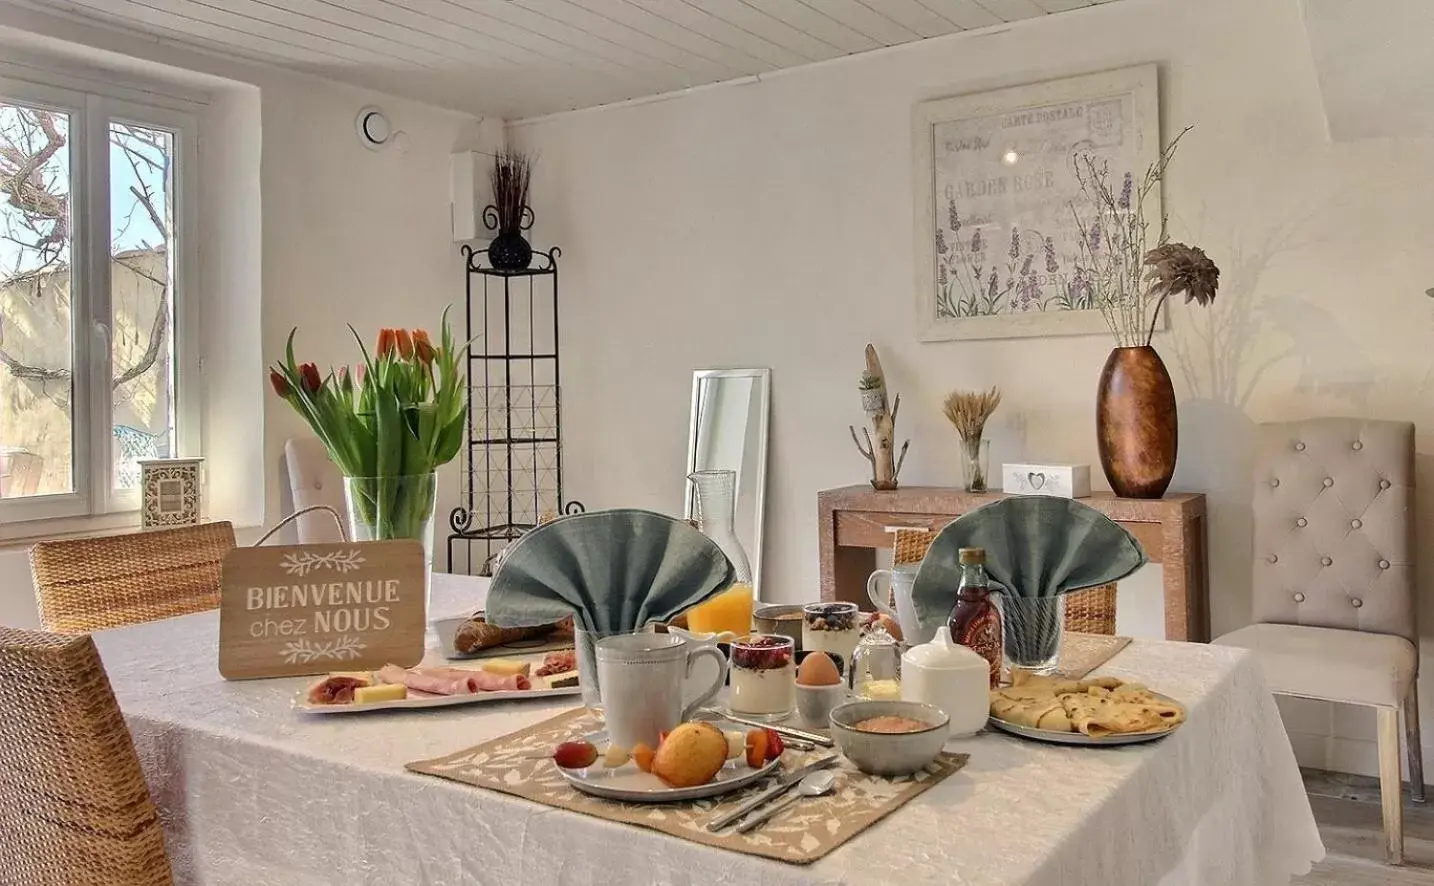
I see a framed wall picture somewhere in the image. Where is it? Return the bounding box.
[913,64,1160,342]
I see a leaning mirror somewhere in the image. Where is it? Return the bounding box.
[685,368,771,599]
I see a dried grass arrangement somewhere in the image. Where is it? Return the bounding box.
[943,387,1001,493]
[489,150,533,235]
[485,150,536,270]
[942,387,1002,443]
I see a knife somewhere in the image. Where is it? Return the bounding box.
[703,709,835,748]
[706,754,839,832]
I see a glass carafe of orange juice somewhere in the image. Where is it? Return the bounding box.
[686,469,755,636]
[686,582,754,636]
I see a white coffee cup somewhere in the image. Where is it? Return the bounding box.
[867,564,930,644]
[596,633,729,749]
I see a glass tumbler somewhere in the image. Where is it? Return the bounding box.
[728,634,796,722]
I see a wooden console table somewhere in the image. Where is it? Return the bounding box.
[817,485,1209,642]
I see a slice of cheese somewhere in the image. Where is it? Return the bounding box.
[545,670,579,689]
[480,658,532,679]
[353,683,407,704]
[328,671,374,682]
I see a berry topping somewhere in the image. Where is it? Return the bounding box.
[731,635,793,670]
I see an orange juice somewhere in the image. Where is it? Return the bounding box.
[685,582,754,636]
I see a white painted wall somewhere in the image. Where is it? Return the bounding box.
[513,0,1434,779]
[0,6,502,628]
[255,76,497,541]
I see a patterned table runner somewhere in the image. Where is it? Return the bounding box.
[407,708,968,865]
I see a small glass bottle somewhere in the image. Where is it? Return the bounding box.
[850,624,902,701]
[947,547,1003,688]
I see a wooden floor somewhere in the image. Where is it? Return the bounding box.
[1296,770,1434,884]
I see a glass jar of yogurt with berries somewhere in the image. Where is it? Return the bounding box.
[728,634,796,721]
[802,602,861,676]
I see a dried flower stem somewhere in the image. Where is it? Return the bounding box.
[490,150,532,233]
[1069,126,1192,347]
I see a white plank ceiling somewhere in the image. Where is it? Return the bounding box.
[11,0,1125,119]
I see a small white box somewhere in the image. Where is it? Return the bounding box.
[1002,463,1091,499]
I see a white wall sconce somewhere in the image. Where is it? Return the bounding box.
[357,106,408,152]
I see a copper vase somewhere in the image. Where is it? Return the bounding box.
[1096,346,1177,499]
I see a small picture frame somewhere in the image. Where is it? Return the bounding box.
[138,457,204,528]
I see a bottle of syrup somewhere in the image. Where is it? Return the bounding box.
[947,547,1003,688]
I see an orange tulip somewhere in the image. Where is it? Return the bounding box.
[269,369,291,398]
[396,328,414,360]
[376,328,397,359]
[412,329,435,365]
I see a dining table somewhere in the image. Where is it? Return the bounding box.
[94,572,1325,885]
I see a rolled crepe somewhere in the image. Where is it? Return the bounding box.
[991,687,1075,732]
[992,677,1185,736]
[1109,685,1187,727]
[1060,693,1166,737]
[1137,701,1187,727]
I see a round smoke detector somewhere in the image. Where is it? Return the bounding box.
[357,106,391,150]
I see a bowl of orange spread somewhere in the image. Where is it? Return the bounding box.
[829,700,949,776]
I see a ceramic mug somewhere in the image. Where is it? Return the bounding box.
[867,564,933,645]
[664,626,729,704]
[596,633,729,748]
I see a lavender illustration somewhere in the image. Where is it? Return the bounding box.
[936,214,1065,318]
[936,184,1082,318]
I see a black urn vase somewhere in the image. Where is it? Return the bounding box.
[488,229,533,271]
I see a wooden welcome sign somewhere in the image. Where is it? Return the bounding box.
[218,540,426,680]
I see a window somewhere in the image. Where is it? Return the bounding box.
[0,75,195,525]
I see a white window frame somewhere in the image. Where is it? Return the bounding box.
[0,67,200,532]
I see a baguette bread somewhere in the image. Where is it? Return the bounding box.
[453,613,554,653]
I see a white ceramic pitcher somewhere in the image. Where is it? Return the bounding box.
[866,563,931,644]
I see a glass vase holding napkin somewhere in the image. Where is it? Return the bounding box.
[909,497,1147,677]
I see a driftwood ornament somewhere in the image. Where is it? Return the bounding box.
[849,344,910,491]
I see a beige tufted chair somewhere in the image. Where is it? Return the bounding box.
[1215,418,1419,865]
[283,438,346,543]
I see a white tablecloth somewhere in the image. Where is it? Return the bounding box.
[94,574,1324,885]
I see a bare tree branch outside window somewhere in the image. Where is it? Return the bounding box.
[0,107,170,388]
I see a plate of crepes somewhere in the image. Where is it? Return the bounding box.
[550,720,785,802]
[294,649,580,714]
[988,674,1187,746]
[434,611,575,661]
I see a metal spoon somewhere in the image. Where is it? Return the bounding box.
[735,769,838,834]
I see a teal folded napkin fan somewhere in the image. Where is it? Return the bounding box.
[484,508,737,633]
[910,496,1149,640]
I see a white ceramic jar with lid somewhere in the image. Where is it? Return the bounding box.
[901,626,990,736]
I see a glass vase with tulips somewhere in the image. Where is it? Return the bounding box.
[269,312,468,601]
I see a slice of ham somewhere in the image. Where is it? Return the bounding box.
[306,675,370,705]
[376,664,531,695]
[535,649,577,677]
